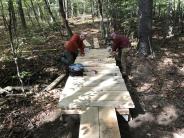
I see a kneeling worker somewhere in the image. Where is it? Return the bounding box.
[61,32,87,67]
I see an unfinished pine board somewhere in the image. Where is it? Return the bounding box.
[60,76,127,92]
[76,61,117,67]
[79,107,99,138]
[60,109,85,114]
[116,108,130,115]
[78,54,112,59]
[75,58,116,64]
[84,70,120,76]
[83,40,91,47]
[58,74,134,109]
[59,89,134,109]
[76,57,114,60]
[99,107,121,138]
[84,67,119,73]
[59,76,128,99]
[93,38,100,48]
[90,100,134,108]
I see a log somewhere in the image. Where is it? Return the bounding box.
[0,98,7,106]
[4,86,31,92]
[22,49,58,53]
[42,74,66,92]
[0,87,9,96]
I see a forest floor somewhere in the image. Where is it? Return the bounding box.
[0,17,184,138]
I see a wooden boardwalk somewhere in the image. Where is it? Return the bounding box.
[58,40,134,138]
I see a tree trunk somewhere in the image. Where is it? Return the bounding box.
[44,0,56,22]
[64,0,67,17]
[0,0,8,30]
[91,0,95,23]
[97,0,106,38]
[30,0,41,27]
[166,0,174,37]
[17,0,27,29]
[8,0,24,93]
[138,0,153,56]
[23,0,35,27]
[71,1,73,17]
[58,0,72,37]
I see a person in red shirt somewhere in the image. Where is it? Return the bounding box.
[110,32,131,75]
[61,33,87,66]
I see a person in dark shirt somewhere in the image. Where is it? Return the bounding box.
[110,32,131,75]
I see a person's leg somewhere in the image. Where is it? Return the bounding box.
[72,51,79,63]
[115,49,122,68]
[121,48,127,75]
[60,51,73,74]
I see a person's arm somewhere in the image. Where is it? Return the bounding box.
[112,42,117,51]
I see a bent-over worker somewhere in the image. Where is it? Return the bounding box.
[111,32,131,76]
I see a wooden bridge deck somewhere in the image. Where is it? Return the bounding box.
[58,46,134,138]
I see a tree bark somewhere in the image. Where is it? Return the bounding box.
[17,0,27,29]
[30,0,41,27]
[58,0,72,37]
[44,0,56,22]
[166,0,174,37]
[97,0,106,38]
[8,0,24,93]
[23,0,35,27]
[138,0,153,56]
[0,0,8,30]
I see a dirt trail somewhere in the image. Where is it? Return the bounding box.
[0,17,184,138]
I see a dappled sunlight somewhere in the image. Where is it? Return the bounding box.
[160,57,173,66]
[173,128,184,138]
[30,108,61,127]
[161,80,174,91]
[157,105,178,126]
[103,109,118,127]
[129,105,179,128]
[129,113,155,128]
[58,71,131,109]
[178,66,184,75]
[139,83,153,92]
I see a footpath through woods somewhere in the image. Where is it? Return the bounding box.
[0,17,184,138]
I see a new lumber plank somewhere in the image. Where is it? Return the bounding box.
[79,107,99,138]
[75,58,116,64]
[93,38,100,48]
[99,107,121,138]
[83,40,91,47]
[90,100,135,108]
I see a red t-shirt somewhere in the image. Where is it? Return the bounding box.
[112,35,130,51]
[65,34,85,54]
